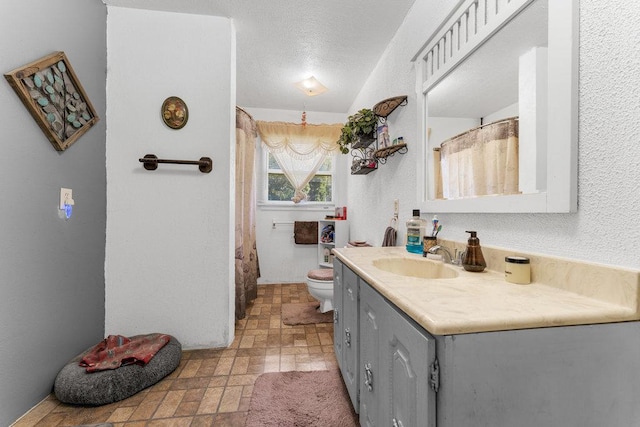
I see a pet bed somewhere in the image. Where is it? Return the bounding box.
[54,334,181,406]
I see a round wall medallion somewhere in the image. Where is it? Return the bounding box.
[161,96,189,129]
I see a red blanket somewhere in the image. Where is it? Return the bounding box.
[79,333,171,372]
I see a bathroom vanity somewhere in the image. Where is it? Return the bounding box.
[332,246,640,427]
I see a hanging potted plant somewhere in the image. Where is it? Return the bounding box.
[337,108,377,154]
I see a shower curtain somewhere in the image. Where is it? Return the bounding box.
[438,117,519,199]
[235,107,259,320]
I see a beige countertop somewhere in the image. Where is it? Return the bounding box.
[332,246,640,335]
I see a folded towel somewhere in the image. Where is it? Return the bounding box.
[294,221,318,244]
[382,226,397,247]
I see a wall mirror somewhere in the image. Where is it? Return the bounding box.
[414,0,578,213]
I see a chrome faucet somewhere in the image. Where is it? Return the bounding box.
[427,245,460,265]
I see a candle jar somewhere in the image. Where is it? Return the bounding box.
[505,256,531,284]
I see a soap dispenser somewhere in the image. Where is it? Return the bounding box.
[462,231,487,272]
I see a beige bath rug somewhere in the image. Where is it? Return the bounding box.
[245,370,358,427]
[281,302,333,325]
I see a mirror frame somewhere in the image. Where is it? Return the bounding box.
[414,0,578,213]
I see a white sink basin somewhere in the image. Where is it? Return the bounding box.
[372,257,459,279]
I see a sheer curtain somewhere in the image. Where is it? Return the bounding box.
[256,121,342,203]
[438,117,519,199]
[235,107,259,320]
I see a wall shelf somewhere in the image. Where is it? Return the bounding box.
[350,134,377,174]
[373,95,408,122]
[349,95,408,175]
[374,143,408,164]
[351,133,376,150]
[317,220,349,267]
[351,159,378,174]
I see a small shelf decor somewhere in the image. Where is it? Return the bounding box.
[4,51,99,151]
[351,157,378,175]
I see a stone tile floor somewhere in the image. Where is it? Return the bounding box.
[13,283,337,426]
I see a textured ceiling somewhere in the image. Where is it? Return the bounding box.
[104,0,417,113]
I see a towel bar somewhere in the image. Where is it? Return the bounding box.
[139,154,212,173]
[272,220,294,229]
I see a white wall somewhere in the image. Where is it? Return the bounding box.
[345,1,458,248]
[347,0,639,269]
[243,107,348,283]
[105,7,235,348]
[1,1,107,424]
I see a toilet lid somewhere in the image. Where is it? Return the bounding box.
[307,268,333,281]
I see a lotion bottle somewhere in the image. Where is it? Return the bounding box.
[462,231,487,272]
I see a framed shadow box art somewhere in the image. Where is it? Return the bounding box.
[4,51,99,151]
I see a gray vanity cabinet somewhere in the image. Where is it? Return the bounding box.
[334,260,437,426]
[434,323,640,427]
[333,261,359,410]
[335,259,640,427]
[360,278,436,427]
[332,260,343,368]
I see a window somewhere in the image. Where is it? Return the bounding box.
[267,152,333,203]
[255,120,342,205]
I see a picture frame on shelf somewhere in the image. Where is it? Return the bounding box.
[377,123,390,148]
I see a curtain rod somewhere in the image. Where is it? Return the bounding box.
[435,116,519,149]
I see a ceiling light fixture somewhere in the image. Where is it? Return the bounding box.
[294,76,328,97]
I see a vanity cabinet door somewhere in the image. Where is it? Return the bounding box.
[383,299,437,427]
[359,280,386,426]
[332,260,343,369]
[360,280,437,427]
[341,265,360,410]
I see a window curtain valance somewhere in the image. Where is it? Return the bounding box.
[256,121,342,203]
[255,121,343,159]
[437,117,520,199]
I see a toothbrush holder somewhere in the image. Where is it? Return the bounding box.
[422,236,437,255]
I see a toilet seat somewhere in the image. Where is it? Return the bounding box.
[307,268,333,281]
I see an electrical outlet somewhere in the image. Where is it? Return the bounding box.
[60,188,73,209]
[394,199,399,216]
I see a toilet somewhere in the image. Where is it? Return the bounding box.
[306,268,334,313]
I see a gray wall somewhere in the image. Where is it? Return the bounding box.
[0,1,107,424]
